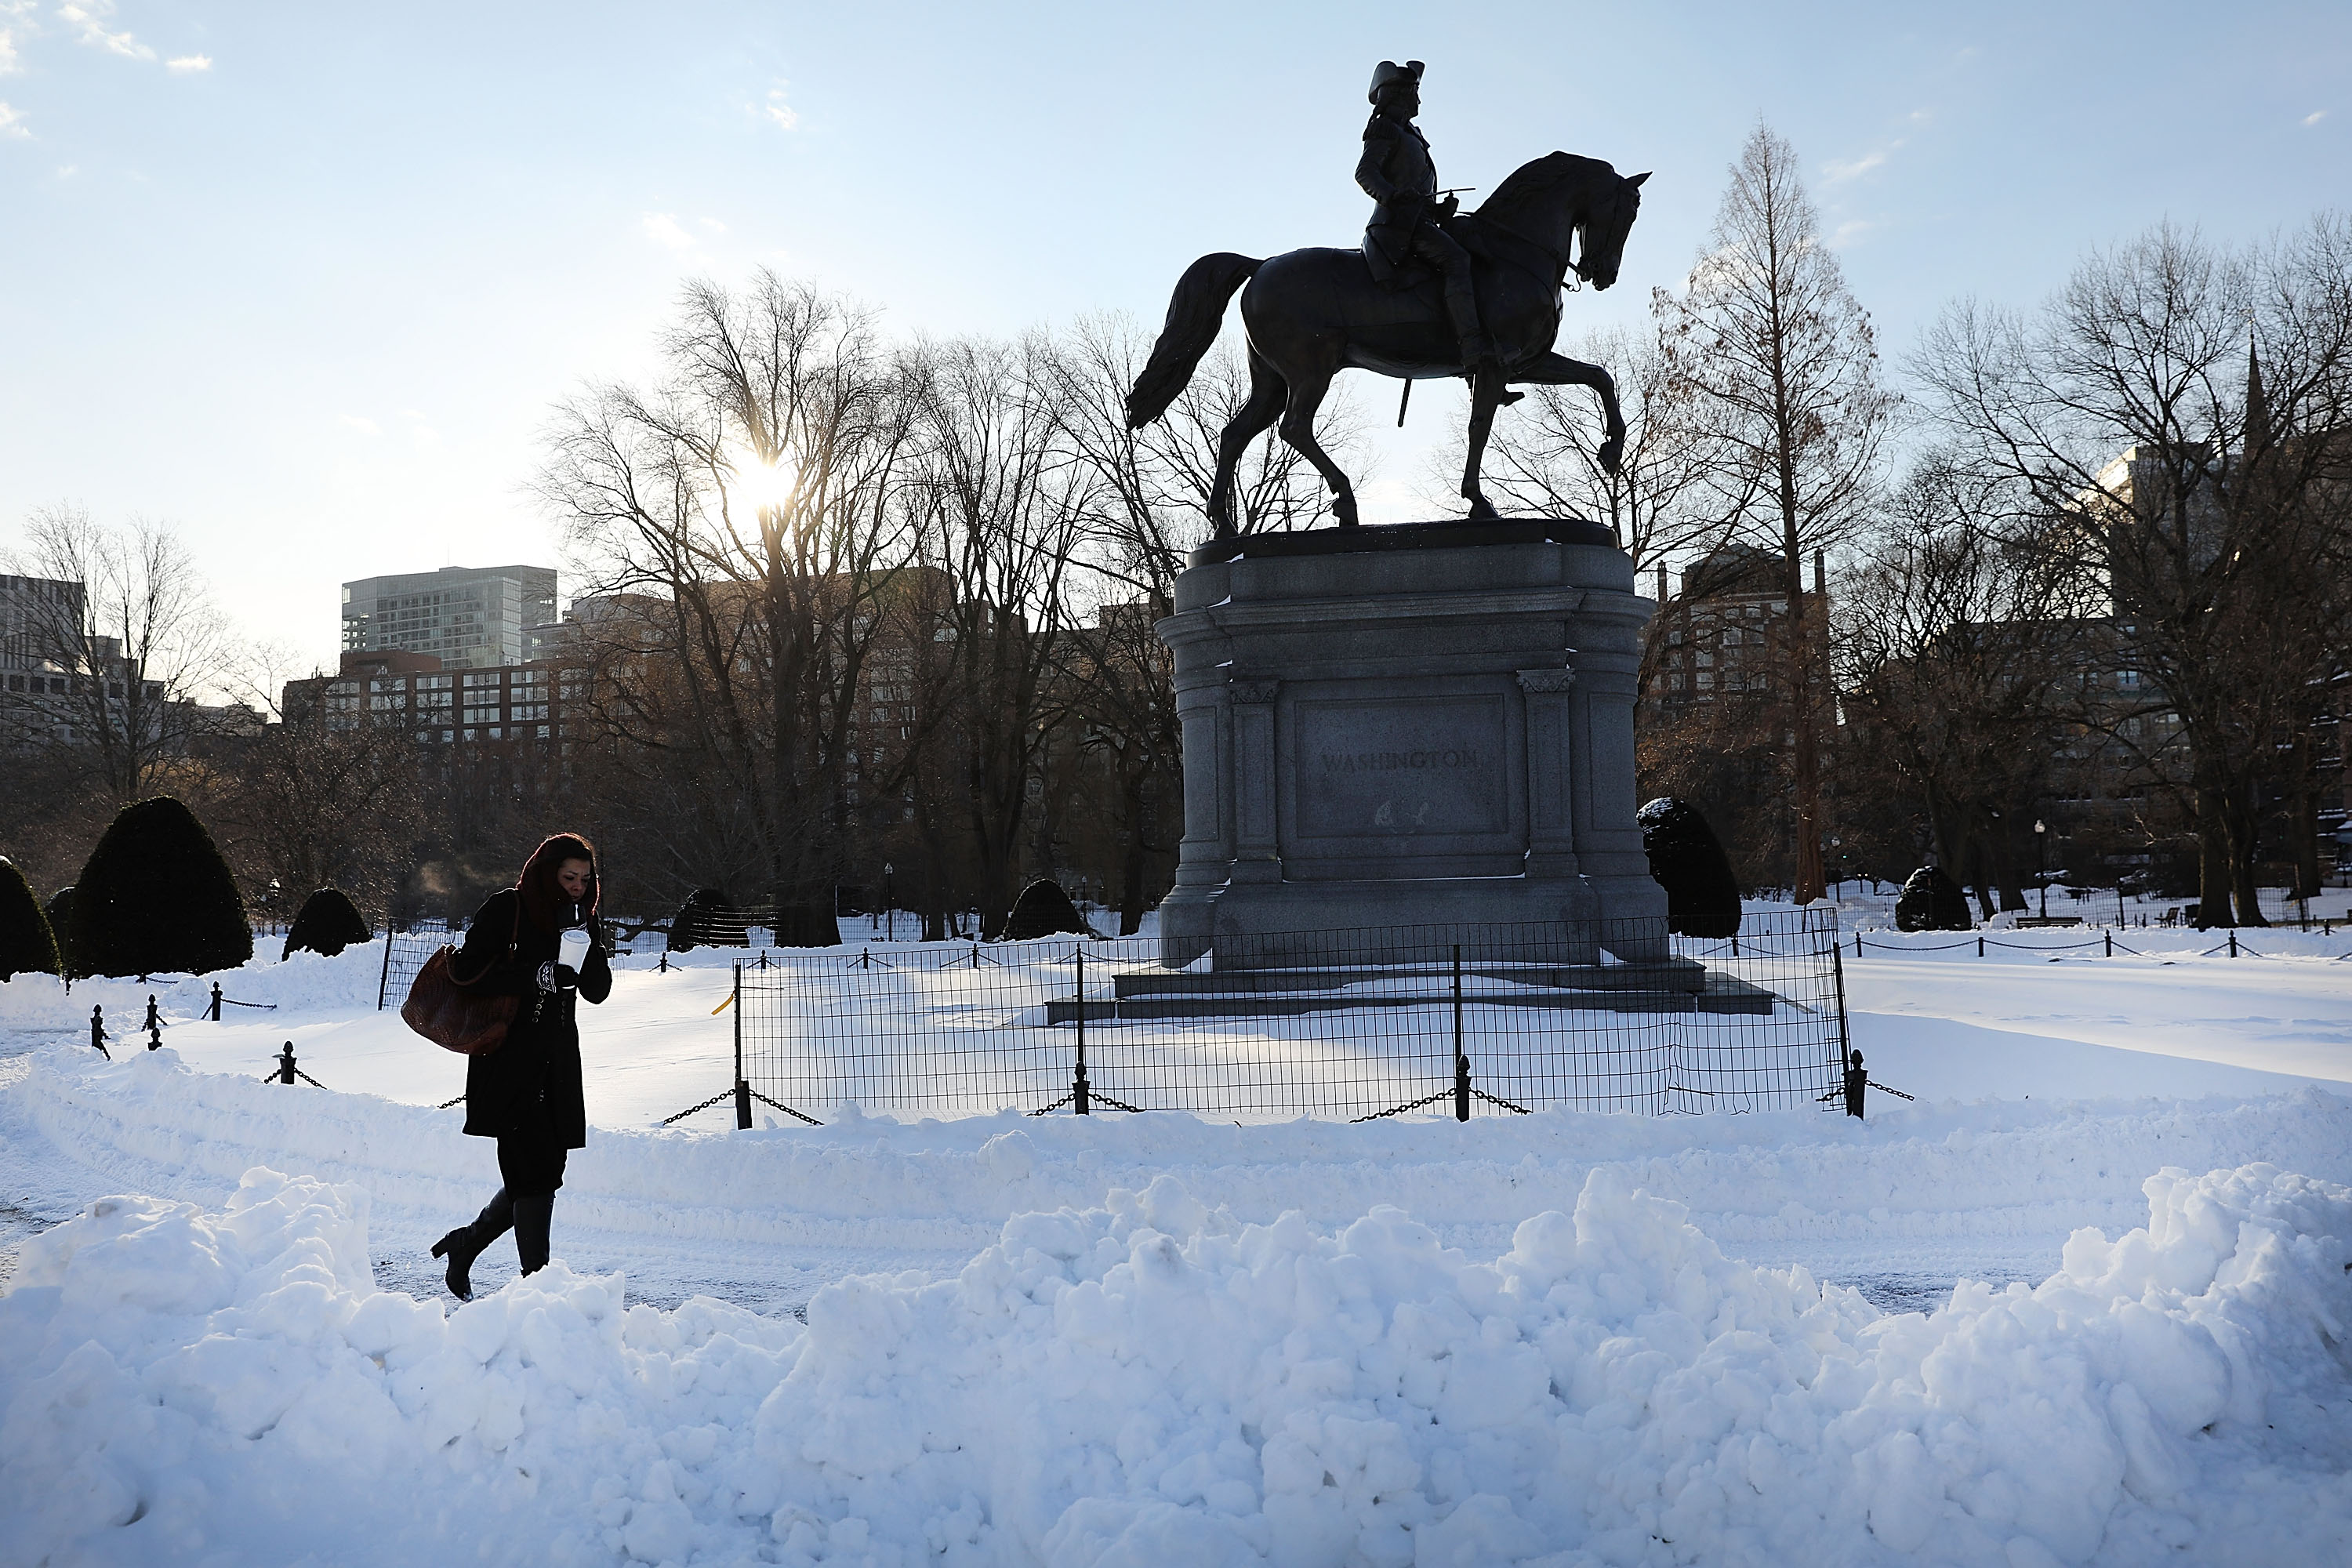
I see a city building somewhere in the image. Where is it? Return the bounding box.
[339,564,557,670]
[1,571,173,750]
[1642,546,1828,707]
[284,648,572,746]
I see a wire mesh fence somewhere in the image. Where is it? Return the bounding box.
[725,908,1845,1123]
[378,931,446,1011]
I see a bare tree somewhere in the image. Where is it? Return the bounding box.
[1915,215,2352,925]
[541,272,926,944]
[214,668,424,917]
[5,507,229,802]
[1655,124,1893,904]
[913,332,1092,938]
[1835,455,2100,914]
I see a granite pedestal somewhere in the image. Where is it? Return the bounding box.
[1155,518,1669,968]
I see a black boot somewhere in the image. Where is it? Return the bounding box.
[432,1189,516,1301]
[430,1225,484,1301]
[512,1192,555,1277]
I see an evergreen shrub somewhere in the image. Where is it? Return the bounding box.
[1894,865,1973,931]
[0,858,61,982]
[1003,879,1091,941]
[69,797,254,977]
[283,887,371,959]
[1636,797,1742,938]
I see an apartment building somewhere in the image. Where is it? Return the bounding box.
[288,648,575,746]
[339,564,557,670]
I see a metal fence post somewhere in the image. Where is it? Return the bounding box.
[732,963,751,1130]
[209,982,222,1022]
[1830,931,1853,1096]
[377,931,394,1011]
[1977,935,1986,957]
[1073,943,1090,1115]
[2104,930,2112,957]
[1452,943,1468,1122]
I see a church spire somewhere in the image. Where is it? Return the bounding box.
[2244,337,2274,459]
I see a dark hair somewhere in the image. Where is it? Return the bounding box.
[517,833,599,932]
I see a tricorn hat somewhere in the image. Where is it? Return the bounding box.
[1368,59,1425,103]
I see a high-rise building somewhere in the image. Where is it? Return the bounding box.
[339,564,557,669]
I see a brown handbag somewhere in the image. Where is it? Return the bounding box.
[401,903,523,1055]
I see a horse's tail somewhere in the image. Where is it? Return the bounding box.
[1126,252,1263,429]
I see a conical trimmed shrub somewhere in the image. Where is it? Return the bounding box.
[0,858,61,982]
[1003,878,1091,940]
[283,887,370,960]
[1894,865,1973,931]
[1636,797,1742,938]
[69,797,253,977]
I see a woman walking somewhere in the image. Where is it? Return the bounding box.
[431,833,612,1299]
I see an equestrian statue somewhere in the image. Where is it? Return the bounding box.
[1126,59,1648,537]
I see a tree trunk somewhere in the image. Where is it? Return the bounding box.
[1117,764,1150,937]
[1783,543,1824,903]
[2227,789,2269,927]
[2194,782,2232,928]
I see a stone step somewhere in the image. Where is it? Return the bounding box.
[1110,957,1707,999]
[1045,971,1774,1023]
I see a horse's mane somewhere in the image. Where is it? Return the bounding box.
[1476,152,1617,227]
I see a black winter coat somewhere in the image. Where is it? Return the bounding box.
[451,887,611,1147]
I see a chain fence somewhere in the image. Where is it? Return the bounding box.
[702,909,1845,1125]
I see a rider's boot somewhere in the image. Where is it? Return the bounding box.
[1459,339,1524,405]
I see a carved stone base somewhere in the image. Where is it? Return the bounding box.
[1154,518,1666,967]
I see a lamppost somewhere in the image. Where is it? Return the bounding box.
[882,862,895,942]
[2033,820,2049,917]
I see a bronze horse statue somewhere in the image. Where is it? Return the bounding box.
[1126,152,1647,536]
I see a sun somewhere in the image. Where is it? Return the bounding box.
[729,454,797,514]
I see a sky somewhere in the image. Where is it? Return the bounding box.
[1,0,2343,673]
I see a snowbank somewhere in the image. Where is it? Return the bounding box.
[6,1160,2350,1565]
[16,1044,2352,1313]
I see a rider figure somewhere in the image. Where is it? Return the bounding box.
[1357,59,1494,376]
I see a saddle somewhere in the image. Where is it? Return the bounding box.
[1362,229,1429,291]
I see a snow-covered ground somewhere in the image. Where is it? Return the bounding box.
[4,913,2350,1563]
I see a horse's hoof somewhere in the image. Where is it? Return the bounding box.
[1332,497,1360,528]
[1464,499,1501,523]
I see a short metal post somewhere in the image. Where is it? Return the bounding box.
[2104,929,2112,957]
[732,963,751,1129]
[1978,935,1985,956]
[1072,943,1090,1115]
[277,1042,297,1084]
[1854,932,1862,957]
[659,950,668,972]
[1452,944,1468,1122]
[2228,931,2238,958]
[146,995,162,1050]
[209,982,222,1021]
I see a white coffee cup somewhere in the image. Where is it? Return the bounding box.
[557,926,591,971]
